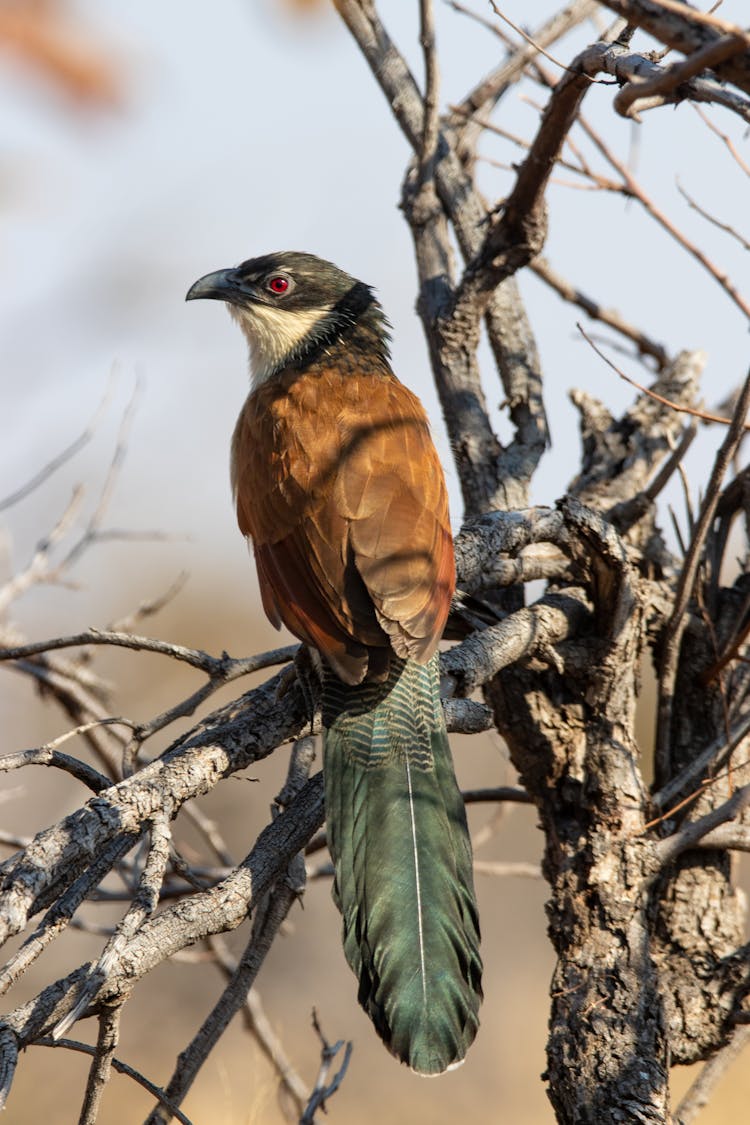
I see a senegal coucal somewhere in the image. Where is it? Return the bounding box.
[186,251,482,1074]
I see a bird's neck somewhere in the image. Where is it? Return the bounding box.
[233,282,392,388]
[308,305,392,377]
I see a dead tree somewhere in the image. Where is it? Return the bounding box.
[2,3,750,1122]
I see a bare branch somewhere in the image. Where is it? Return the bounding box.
[417,0,439,177]
[694,823,750,852]
[0,773,325,1065]
[675,1025,750,1125]
[208,935,309,1116]
[0,835,135,999]
[656,368,750,784]
[299,1011,353,1125]
[531,256,670,366]
[474,860,542,878]
[0,487,84,615]
[5,4,750,1119]
[144,741,312,1123]
[145,875,304,1124]
[614,0,750,44]
[597,0,750,97]
[463,786,533,805]
[577,324,736,428]
[454,507,569,593]
[693,104,750,177]
[487,2,595,76]
[655,781,750,865]
[576,108,750,320]
[458,42,606,296]
[613,33,750,121]
[0,736,113,793]
[676,177,750,252]
[54,812,172,1038]
[0,629,297,676]
[449,0,598,144]
[0,380,113,513]
[0,668,310,945]
[442,586,591,696]
[32,1037,194,1125]
[443,697,494,733]
[79,1003,121,1125]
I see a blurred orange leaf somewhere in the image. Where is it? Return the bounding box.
[280,0,328,13]
[0,4,119,104]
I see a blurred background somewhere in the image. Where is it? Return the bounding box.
[1,1,749,1121]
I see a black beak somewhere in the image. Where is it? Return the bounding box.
[186,268,242,303]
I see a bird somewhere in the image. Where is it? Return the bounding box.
[186,251,482,1075]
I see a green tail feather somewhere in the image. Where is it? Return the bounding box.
[323,653,482,1075]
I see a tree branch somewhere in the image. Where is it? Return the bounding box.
[597,0,750,97]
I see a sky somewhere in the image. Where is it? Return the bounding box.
[2,1,748,594]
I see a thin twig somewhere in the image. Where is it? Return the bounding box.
[675,1025,750,1124]
[577,324,744,429]
[418,0,440,179]
[60,381,142,572]
[208,936,309,1117]
[676,177,750,252]
[487,1,595,77]
[0,379,114,512]
[655,367,750,785]
[0,487,85,615]
[33,1037,194,1125]
[144,743,311,1124]
[8,655,124,780]
[0,629,298,676]
[651,711,750,811]
[179,803,235,869]
[462,785,534,804]
[0,835,136,999]
[527,56,750,317]
[54,812,172,1038]
[474,860,542,878]
[300,1011,353,1125]
[655,781,750,865]
[78,1003,122,1125]
[532,257,670,366]
[145,878,303,1125]
[449,0,598,141]
[575,108,750,321]
[614,33,749,120]
[110,571,190,633]
[693,105,750,177]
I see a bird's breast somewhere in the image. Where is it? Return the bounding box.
[231,364,420,542]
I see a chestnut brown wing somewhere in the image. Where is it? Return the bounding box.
[231,366,454,682]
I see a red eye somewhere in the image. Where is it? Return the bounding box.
[267,275,290,294]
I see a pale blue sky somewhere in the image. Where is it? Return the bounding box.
[2,0,748,612]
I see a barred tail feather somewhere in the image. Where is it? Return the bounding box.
[322,653,482,1075]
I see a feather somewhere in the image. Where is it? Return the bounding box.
[323,653,482,1074]
[191,249,483,1073]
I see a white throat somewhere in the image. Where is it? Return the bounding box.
[228,302,333,387]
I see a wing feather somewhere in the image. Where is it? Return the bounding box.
[231,365,454,677]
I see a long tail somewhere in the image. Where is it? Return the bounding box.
[322,652,482,1075]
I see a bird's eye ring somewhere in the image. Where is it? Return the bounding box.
[267,275,291,295]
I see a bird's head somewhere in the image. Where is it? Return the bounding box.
[187,250,390,385]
